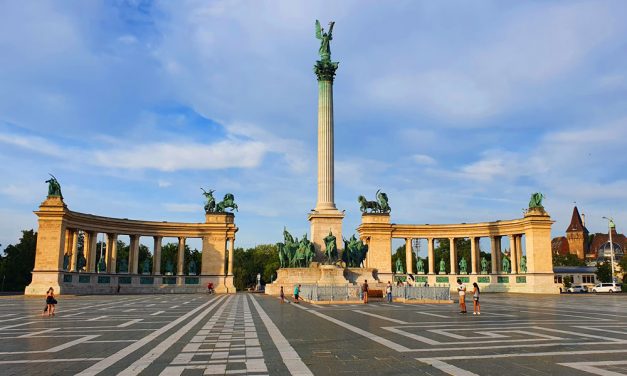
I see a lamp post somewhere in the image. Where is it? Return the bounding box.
[602,217,616,283]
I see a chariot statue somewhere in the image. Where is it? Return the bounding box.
[358,189,391,214]
[201,188,216,213]
[216,193,238,212]
[528,192,545,209]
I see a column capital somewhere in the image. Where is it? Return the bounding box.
[314,60,339,81]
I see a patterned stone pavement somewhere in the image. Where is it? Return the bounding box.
[0,292,626,375]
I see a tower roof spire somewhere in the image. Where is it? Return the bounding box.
[566,206,587,233]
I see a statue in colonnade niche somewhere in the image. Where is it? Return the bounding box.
[502,255,511,274]
[98,256,106,273]
[439,258,446,274]
[165,260,174,275]
[216,193,238,212]
[395,257,404,274]
[480,257,488,274]
[520,256,527,273]
[323,230,338,264]
[188,259,197,275]
[459,257,468,274]
[528,192,545,209]
[118,259,128,273]
[416,257,425,274]
[142,259,150,274]
[63,253,70,270]
[45,174,63,198]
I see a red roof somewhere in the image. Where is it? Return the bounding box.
[566,206,588,234]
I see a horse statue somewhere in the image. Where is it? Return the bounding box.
[216,193,238,212]
[528,192,545,209]
[277,242,288,268]
[45,174,63,198]
[358,193,380,213]
[201,188,216,213]
[377,190,391,213]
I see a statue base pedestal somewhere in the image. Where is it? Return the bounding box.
[265,265,351,295]
[308,210,344,262]
[318,265,345,284]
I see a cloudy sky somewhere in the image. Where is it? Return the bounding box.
[1,1,626,252]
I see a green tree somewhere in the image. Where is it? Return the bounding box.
[553,253,586,267]
[0,230,37,291]
[595,262,612,283]
[618,255,627,275]
[563,275,573,288]
[160,242,178,274]
[231,244,279,291]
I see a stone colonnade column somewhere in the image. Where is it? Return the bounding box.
[490,236,497,274]
[86,231,98,273]
[228,238,235,275]
[106,233,117,273]
[427,238,435,274]
[130,235,139,274]
[515,235,523,270]
[470,236,478,274]
[449,238,457,274]
[510,236,518,274]
[405,238,413,274]
[153,236,162,275]
[63,229,71,269]
[495,236,502,273]
[177,237,186,275]
[70,230,79,272]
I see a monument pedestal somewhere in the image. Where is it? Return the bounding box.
[308,210,344,261]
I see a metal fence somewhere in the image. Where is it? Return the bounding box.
[297,284,450,302]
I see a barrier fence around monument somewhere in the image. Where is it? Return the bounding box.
[297,284,450,302]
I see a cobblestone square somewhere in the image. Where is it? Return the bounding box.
[0,293,626,375]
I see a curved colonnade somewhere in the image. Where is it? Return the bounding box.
[25,197,237,295]
[358,208,555,293]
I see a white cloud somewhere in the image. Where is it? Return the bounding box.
[157,180,172,188]
[0,132,64,157]
[412,154,436,166]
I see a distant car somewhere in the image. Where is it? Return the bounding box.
[591,283,622,293]
[567,284,587,293]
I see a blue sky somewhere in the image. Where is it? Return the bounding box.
[1,1,627,252]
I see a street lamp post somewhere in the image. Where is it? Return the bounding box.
[602,217,616,283]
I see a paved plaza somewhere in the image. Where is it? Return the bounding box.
[0,293,626,375]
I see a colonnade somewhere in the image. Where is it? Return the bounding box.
[397,234,525,275]
[62,230,235,277]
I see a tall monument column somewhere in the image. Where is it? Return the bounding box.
[308,20,344,259]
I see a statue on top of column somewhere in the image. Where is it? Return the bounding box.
[528,192,545,209]
[357,190,391,214]
[201,188,216,213]
[45,174,63,199]
[314,20,339,81]
[315,20,334,61]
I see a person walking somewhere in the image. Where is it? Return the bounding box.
[472,282,481,315]
[457,279,467,314]
[280,286,285,303]
[386,281,393,303]
[362,280,369,304]
[45,287,57,317]
[293,284,301,304]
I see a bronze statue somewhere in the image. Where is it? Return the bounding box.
[216,193,238,212]
[45,174,63,198]
[323,230,338,264]
[528,192,545,209]
[459,257,468,274]
[480,257,488,274]
[315,20,334,61]
[377,190,391,213]
[416,257,425,274]
[142,259,150,274]
[502,256,511,274]
[395,257,404,274]
[439,258,446,274]
[201,188,216,213]
[520,255,527,273]
[358,189,391,214]
[188,259,197,275]
[342,234,368,267]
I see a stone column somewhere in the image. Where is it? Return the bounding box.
[130,235,139,274]
[153,236,162,275]
[177,237,186,275]
[314,65,338,211]
[228,237,235,275]
[85,231,98,273]
[510,235,518,274]
[106,233,117,273]
[427,238,435,274]
[470,236,478,274]
[405,238,413,274]
[490,236,498,274]
[495,236,502,273]
[70,230,79,272]
[515,235,523,269]
[449,238,457,274]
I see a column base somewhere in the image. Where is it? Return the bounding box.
[308,209,345,262]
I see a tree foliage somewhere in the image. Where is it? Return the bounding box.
[595,262,612,283]
[0,230,37,291]
[232,244,279,291]
[553,253,586,267]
